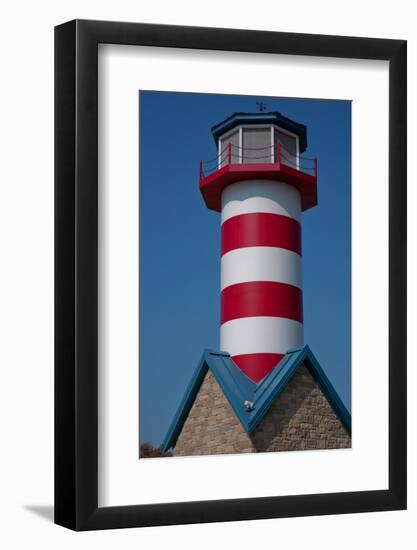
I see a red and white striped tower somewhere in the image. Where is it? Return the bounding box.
[199,112,318,383]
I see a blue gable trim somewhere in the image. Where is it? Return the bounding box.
[162,345,351,452]
[211,112,308,152]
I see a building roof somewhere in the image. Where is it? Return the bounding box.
[162,345,351,452]
[211,112,308,152]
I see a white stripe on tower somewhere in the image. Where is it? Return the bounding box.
[221,317,304,357]
[221,247,302,291]
[220,179,303,383]
[221,180,301,223]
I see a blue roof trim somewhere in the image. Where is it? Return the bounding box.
[211,112,308,152]
[162,345,351,452]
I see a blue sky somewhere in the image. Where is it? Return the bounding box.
[139,91,351,447]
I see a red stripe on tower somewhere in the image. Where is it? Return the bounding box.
[221,281,303,324]
[221,212,302,256]
[231,353,285,383]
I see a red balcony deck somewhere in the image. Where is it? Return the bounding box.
[199,160,318,212]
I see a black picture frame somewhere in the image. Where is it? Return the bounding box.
[55,19,407,531]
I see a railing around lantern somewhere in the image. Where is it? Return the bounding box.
[199,143,317,181]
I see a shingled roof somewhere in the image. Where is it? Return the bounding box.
[162,345,351,452]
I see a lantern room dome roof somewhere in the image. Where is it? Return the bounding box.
[211,111,308,153]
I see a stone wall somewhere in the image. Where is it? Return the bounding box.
[173,370,253,456]
[172,364,351,457]
[252,365,351,452]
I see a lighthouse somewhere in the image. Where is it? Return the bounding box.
[162,110,351,457]
[199,111,317,383]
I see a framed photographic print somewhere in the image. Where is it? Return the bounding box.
[55,19,406,530]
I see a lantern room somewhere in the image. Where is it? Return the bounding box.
[199,112,318,212]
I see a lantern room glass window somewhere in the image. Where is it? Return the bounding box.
[219,129,240,167]
[218,125,299,168]
[274,129,297,166]
[242,128,271,163]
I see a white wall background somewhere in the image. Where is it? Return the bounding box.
[0,0,415,547]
